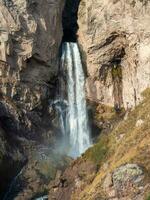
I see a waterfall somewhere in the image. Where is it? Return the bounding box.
[52,99,68,136]
[35,195,48,200]
[61,42,91,158]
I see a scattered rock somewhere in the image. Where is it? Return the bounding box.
[112,164,144,186]
[136,119,144,127]
[103,173,113,190]
[103,164,146,200]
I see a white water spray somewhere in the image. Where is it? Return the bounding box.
[61,42,91,157]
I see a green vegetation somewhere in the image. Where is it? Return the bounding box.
[103,88,150,174]
[146,194,150,200]
[35,154,71,183]
[84,102,125,166]
[111,65,122,80]
[38,160,57,181]
[84,134,109,166]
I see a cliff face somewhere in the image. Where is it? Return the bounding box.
[0,0,64,110]
[1,0,150,199]
[0,0,65,196]
[78,0,150,109]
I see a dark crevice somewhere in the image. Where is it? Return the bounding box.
[62,0,80,42]
[99,47,125,110]
[89,32,120,52]
[112,65,123,111]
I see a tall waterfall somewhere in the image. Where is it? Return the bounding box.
[61,42,91,158]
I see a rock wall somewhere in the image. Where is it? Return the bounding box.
[0,0,65,110]
[0,0,66,145]
[78,0,150,109]
[0,0,65,195]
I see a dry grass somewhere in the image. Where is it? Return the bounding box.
[108,88,150,172]
[76,88,150,200]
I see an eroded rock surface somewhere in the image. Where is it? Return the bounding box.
[78,0,150,109]
[48,159,97,200]
[0,0,65,110]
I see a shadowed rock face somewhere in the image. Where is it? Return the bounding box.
[62,0,80,42]
[78,0,150,109]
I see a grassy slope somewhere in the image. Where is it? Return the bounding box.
[73,89,150,200]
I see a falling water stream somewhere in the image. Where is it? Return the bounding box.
[60,42,91,158]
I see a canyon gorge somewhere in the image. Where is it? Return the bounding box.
[0,0,150,199]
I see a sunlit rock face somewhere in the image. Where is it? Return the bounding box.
[0,0,66,144]
[0,0,65,110]
[78,0,150,109]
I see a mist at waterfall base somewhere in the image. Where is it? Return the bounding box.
[54,42,91,158]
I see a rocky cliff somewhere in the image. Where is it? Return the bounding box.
[0,0,64,111]
[78,0,150,109]
[0,0,150,199]
[0,0,65,197]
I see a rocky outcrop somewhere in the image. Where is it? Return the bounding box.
[48,161,149,200]
[103,164,146,200]
[78,0,150,109]
[1,0,150,199]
